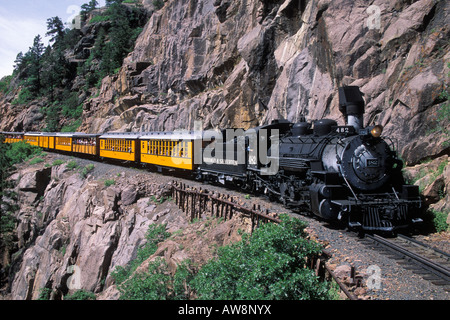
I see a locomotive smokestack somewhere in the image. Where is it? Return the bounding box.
[338,86,365,131]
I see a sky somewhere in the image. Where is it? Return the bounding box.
[0,0,106,78]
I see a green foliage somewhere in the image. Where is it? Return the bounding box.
[61,91,83,119]
[97,3,144,77]
[4,141,42,166]
[104,179,116,187]
[191,215,330,300]
[67,160,79,170]
[61,119,82,133]
[12,86,34,105]
[0,139,35,250]
[0,212,16,235]
[0,75,12,94]
[52,159,65,166]
[118,258,171,300]
[89,15,112,23]
[80,164,95,179]
[111,223,171,287]
[118,258,193,300]
[29,157,45,165]
[153,0,164,10]
[80,0,99,22]
[431,209,449,233]
[37,288,52,300]
[65,290,97,300]
[13,35,45,97]
[114,217,333,301]
[46,17,65,44]
[7,1,146,130]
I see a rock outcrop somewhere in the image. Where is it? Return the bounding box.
[403,155,450,226]
[3,159,172,299]
[1,155,248,300]
[0,0,448,164]
[77,0,449,167]
[1,0,448,163]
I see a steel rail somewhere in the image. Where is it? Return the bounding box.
[366,234,450,285]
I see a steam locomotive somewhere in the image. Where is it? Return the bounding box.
[197,86,423,232]
[1,86,422,232]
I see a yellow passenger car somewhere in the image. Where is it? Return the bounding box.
[99,133,139,162]
[73,134,100,156]
[139,132,200,171]
[2,132,24,143]
[24,133,41,146]
[39,133,56,149]
[55,133,74,152]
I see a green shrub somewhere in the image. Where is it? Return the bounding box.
[153,0,164,10]
[29,157,44,165]
[104,179,116,187]
[0,75,12,94]
[12,86,34,105]
[117,258,194,300]
[37,288,52,300]
[65,290,96,300]
[111,223,171,286]
[5,141,42,166]
[89,15,111,23]
[118,258,171,300]
[67,160,79,170]
[114,216,334,300]
[0,212,16,234]
[431,209,449,233]
[80,164,95,179]
[52,159,65,166]
[191,215,331,300]
[61,119,82,133]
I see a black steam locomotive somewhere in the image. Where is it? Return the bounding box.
[198,87,422,232]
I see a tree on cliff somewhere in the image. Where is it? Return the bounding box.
[80,0,99,22]
[6,1,146,131]
[19,35,45,95]
[46,17,66,44]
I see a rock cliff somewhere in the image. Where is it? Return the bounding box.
[0,0,448,163]
[79,0,449,166]
[1,155,247,299]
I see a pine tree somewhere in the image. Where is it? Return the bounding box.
[46,17,66,44]
[89,0,99,10]
[21,35,45,95]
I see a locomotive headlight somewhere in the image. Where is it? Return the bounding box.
[370,125,383,138]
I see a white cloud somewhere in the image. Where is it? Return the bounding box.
[0,8,49,78]
[0,0,108,79]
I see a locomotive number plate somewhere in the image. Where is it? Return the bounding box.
[366,159,379,167]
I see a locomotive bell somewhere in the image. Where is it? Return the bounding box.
[339,86,365,131]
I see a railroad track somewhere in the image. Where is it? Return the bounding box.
[363,234,450,292]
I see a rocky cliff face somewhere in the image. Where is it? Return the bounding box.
[79,0,449,166]
[1,156,247,299]
[1,0,448,162]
